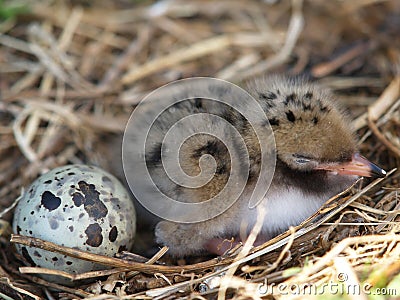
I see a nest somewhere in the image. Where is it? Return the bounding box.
[0,0,399,299]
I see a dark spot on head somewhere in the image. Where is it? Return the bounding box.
[52,257,58,261]
[79,213,85,219]
[28,230,32,235]
[318,100,330,113]
[44,180,52,184]
[312,116,319,124]
[41,191,61,211]
[304,92,313,100]
[268,118,280,126]
[85,223,103,247]
[259,91,277,101]
[30,211,34,215]
[67,172,75,176]
[286,110,296,122]
[16,226,21,234]
[21,247,36,266]
[284,93,296,105]
[68,226,74,232]
[109,226,118,242]
[302,103,311,111]
[66,261,73,265]
[261,100,275,110]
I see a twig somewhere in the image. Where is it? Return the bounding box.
[236,0,304,81]
[121,35,233,84]
[368,117,400,157]
[311,41,374,78]
[11,235,230,275]
[354,76,400,130]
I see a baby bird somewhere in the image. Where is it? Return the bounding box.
[130,75,386,256]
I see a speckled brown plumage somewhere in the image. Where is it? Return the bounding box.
[141,75,386,256]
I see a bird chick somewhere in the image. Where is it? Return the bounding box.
[141,75,386,256]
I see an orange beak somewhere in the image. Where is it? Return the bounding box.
[316,153,386,178]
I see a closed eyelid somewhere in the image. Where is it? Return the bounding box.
[292,153,316,160]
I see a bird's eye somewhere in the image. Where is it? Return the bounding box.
[295,157,310,164]
[293,154,314,164]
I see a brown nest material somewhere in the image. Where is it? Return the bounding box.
[0,0,399,299]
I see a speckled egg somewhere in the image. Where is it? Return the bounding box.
[13,164,136,281]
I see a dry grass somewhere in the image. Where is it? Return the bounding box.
[0,0,399,299]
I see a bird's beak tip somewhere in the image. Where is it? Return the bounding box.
[352,153,387,178]
[370,163,387,178]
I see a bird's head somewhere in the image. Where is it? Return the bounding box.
[248,76,386,178]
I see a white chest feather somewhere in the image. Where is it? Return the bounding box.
[241,187,327,235]
[264,188,326,231]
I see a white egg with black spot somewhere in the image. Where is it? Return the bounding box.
[13,165,136,283]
